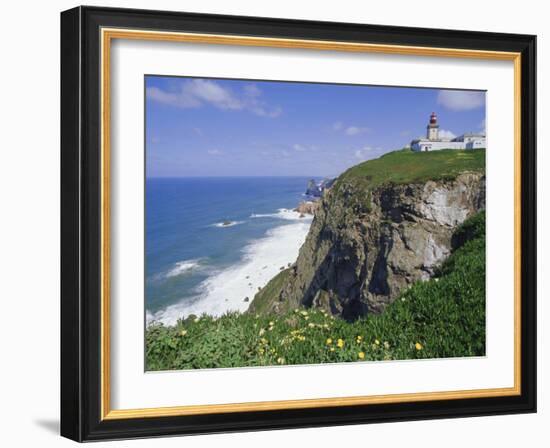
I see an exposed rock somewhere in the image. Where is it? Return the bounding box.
[294,201,319,215]
[305,179,322,197]
[250,171,485,320]
[305,178,336,197]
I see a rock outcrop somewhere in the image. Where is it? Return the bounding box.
[294,201,319,216]
[250,171,485,321]
[305,178,336,198]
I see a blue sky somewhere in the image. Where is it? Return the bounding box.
[146,76,486,177]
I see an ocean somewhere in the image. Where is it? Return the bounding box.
[145,176,317,325]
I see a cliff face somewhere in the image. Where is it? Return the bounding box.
[250,171,485,320]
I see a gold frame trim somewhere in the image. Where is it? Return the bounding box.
[100,28,522,421]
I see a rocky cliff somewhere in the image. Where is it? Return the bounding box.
[249,149,486,320]
[294,201,319,215]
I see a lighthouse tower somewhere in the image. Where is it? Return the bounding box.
[426,112,439,141]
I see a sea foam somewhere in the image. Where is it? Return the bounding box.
[250,208,312,221]
[147,220,311,325]
[164,259,202,278]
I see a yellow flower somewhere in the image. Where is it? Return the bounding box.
[384,341,390,349]
[300,310,308,316]
[415,342,423,350]
[375,339,380,345]
[356,335,363,342]
[330,347,335,352]
[308,323,315,328]
[358,352,365,359]
[337,338,345,348]
[326,338,333,345]
[277,357,285,364]
[304,316,309,320]
[259,328,265,336]
[269,321,274,326]
[179,330,187,337]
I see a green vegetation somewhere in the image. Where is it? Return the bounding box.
[145,212,486,370]
[334,148,485,195]
[247,268,291,314]
[324,148,486,217]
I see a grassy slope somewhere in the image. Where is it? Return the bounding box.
[145,212,486,370]
[247,268,291,314]
[336,148,485,192]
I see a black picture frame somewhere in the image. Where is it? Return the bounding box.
[61,5,537,442]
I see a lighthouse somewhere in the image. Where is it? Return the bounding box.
[426,112,439,141]
[410,112,486,152]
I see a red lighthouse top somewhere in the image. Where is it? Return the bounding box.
[429,112,438,124]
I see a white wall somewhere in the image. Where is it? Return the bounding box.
[0,1,546,446]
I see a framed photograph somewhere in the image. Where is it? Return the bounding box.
[60,6,536,441]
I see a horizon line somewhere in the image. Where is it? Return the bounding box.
[145,174,334,179]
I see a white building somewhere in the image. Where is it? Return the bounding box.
[410,112,486,152]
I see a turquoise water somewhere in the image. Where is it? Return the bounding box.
[146,177,316,321]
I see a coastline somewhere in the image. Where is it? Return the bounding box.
[146,209,312,325]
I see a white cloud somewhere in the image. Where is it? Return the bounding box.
[354,146,386,161]
[146,86,200,108]
[244,84,262,98]
[281,150,291,157]
[207,149,223,155]
[332,121,370,136]
[147,80,281,117]
[438,129,456,140]
[437,90,485,111]
[189,79,242,109]
[250,105,282,118]
[345,126,370,136]
[354,146,373,160]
